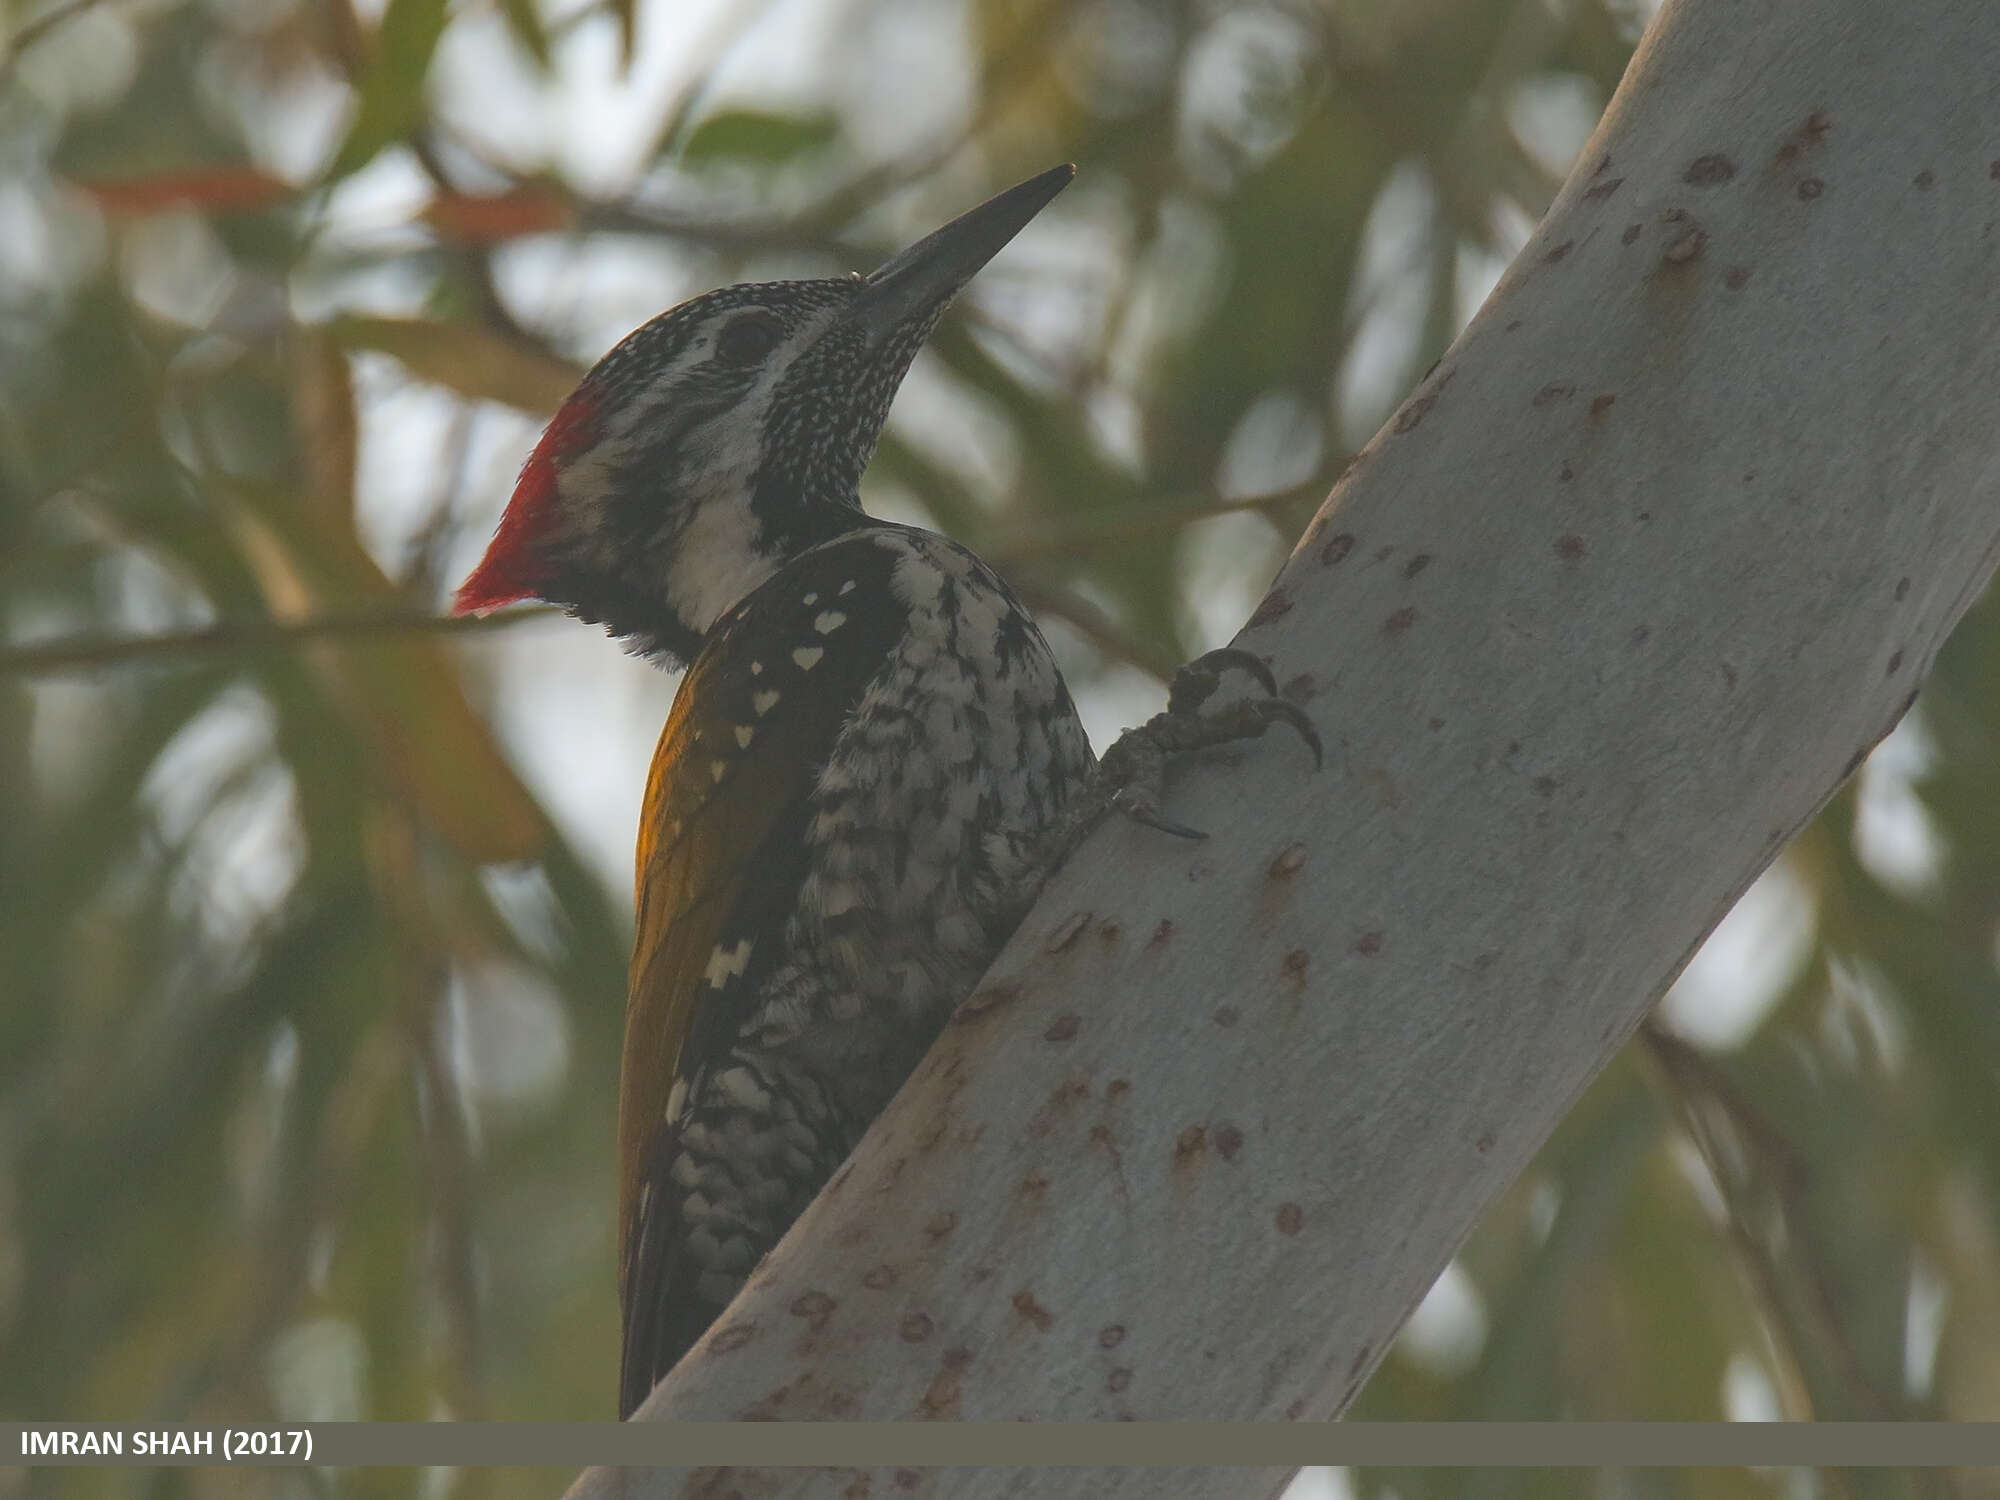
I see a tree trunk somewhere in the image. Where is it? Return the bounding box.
[570,0,2000,1491]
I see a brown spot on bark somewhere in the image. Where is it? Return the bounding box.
[1108,1368,1132,1394]
[1275,1202,1304,1235]
[1532,776,1558,798]
[1353,931,1383,957]
[1321,532,1355,567]
[1174,1124,1208,1167]
[1043,1014,1080,1043]
[1107,1078,1131,1099]
[1588,394,1616,420]
[1476,1130,1496,1155]
[1282,672,1317,702]
[1555,534,1586,561]
[1776,110,1832,165]
[1016,1171,1050,1199]
[1392,370,1451,434]
[1011,1290,1054,1332]
[1621,222,1643,245]
[708,1321,758,1354]
[924,1211,958,1242]
[1096,919,1122,947]
[1099,1324,1127,1350]
[1683,154,1736,186]
[1402,553,1431,579]
[1146,918,1175,950]
[1287,1399,1307,1420]
[1558,462,1574,482]
[1542,239,1574,263]
[1797,178,1824,201]
[1583,176,1625,202]
[1662,226,1707,263]
[1723,265,1752,290]
[919,1347,973,1419]
[790,1291,837,1330]
[900,1312,934,1343]
[1384,606,1417,635]
[861,1265,898,1291]
[1427,717,1445,732]
[1887,650,1903,675]
[1043,911,1090,954]
[1281,949,1309,990]
[1630,625,1651,647]
[895,1472,921,1491]
[1895,577,1911,602]
[1914,169,1934,189]
[1269,842,1308,878]
[1247,589,1294,628]
[955,980,1021,1021]
[1213,1005,1239,1028]
[1533,382,1574,407]
[1215,1124,1245,1161]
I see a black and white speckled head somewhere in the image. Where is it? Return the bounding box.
[455,165,1076,664]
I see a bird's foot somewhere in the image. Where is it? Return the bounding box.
[1072,648,1324,850]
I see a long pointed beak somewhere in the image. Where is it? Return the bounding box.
[849,163,1075,344]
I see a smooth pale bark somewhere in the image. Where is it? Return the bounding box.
[571,0,2000,1492]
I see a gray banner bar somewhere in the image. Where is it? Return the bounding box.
[4,1422,1992,1468]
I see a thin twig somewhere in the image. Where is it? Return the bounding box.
[2,604,562,676]
[973,475,1335,568]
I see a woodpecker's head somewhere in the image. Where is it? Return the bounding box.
[453,164,1075,662]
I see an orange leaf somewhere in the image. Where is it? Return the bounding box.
[422,188,575,244]
[71,166,293,217]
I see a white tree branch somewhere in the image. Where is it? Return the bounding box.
[572,0,2000,1491]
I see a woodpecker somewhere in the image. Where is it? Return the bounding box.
[454,164,1318,1418]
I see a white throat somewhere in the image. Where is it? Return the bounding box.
[664,490,778,638]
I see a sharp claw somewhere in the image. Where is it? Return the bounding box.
[1210,647,1279,699]
[1175,647,1278,704]
[1264,700,1325,770]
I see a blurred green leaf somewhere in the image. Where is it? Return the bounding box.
[679,108,841,170]
[222,483,551,864]
[328,0,452,180]
[327,316,582,415]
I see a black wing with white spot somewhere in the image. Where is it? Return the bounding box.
[618,527,909,1415]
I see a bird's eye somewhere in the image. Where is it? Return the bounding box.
[714,314,783,367]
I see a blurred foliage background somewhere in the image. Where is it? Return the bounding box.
[1,0,1995,1495]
